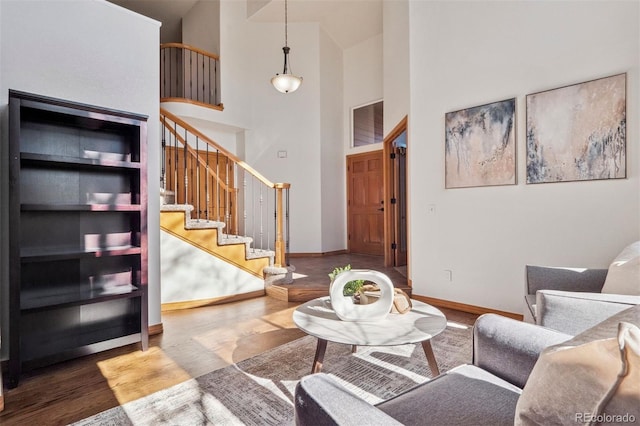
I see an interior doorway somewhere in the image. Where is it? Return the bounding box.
[383,117,409,268]
[346,151,385,256]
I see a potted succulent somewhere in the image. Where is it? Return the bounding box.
[328,264,365,297]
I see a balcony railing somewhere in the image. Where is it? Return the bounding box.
[160,108,290,267]
[160,43,223,110]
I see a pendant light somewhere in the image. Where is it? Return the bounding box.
[271,0,303,93]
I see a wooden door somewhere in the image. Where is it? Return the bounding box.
[347,151,384,255]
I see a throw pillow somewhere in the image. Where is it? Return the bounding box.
[515,321,640,426]
[602,241,640,295]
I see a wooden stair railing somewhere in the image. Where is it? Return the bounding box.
[160,108,291,268]
[161,43,223,111]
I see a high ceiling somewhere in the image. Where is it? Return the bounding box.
[250,0,382,49]
[108,0,382,49]
[108,0,199,43]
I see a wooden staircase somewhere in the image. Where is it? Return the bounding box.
[160,205,274,279]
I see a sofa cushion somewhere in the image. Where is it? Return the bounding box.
[524,294,537,321]
[377,364,521,426]
[295,374,403,426]
[602,241,640,295]
[514,320,640,425]
[536,290,640,336]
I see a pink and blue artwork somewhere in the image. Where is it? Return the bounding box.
[526,73,626,184]
[445,98,516,189]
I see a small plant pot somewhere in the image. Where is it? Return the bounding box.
[329,270,394,322]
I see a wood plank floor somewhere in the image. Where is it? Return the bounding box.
[279,253,412,301]
[0,254,478,425]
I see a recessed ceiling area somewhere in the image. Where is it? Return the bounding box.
[108,0,199,43]
[108,0,382,49]
[248,0,382,49]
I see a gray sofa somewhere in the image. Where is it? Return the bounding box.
[525,265,640,335]
[294,305,640,426]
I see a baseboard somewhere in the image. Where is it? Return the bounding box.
[412,294,523,321]
[160,290,265,312]
[265,285,289,301]
[288,249,347,258]
[149,323,164,336]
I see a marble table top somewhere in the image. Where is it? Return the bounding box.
[293,296,447,346]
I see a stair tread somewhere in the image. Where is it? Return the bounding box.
[185,220,226,230]
[160,207,275,268]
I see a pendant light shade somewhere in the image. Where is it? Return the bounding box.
[272,0,302,93]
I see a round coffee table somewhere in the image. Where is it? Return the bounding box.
[293,296,447,375]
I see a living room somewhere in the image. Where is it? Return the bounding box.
[0,0,638,424]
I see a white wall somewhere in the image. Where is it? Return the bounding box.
[183,0,220,56]
[344,34,384,156]
[320,28,346,252]
[215,0,325,253]
[0,0,162,350]
[175,1,356,254]
[169,0,326,253]
[408,0,640,314]
[383,0,409,134]
[161,231,263,303]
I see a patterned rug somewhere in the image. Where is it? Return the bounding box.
[73,320,472,426]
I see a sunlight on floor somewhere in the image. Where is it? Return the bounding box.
[191,305,302,366]
[96,347,192,405]
[446,321,470,330]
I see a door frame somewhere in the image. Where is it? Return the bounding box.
[383,116,409,269]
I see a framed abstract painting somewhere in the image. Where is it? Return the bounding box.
[445,98,516,188]
[526,73,626,184]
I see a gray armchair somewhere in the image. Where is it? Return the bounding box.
[294,306,640,425]
[524,265,640,335]
[294,314,571,426]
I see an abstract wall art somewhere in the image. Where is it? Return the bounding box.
[445,98,516,188]
[526,73,626,184]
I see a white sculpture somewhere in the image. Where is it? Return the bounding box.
[329,270,395,322]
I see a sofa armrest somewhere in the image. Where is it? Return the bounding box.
[525,265,607,295]
[294,374,403,426]
[536,290,640,335]
[472,314,571,388]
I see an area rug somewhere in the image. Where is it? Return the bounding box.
[73,320,472,426]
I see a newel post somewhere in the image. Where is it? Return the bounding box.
[274,183,290,267]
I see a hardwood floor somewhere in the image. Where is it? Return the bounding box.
[279,252,412,301]
[0,254,477,425]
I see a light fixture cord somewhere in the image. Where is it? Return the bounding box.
[284,0,288,47]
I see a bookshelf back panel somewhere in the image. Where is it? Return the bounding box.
[20,109,135,162]
[21,167,136,205]
[21,211,139,252]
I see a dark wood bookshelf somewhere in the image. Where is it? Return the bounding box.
[21,152,141,170]
[21,204,142,212]
[21,284,142,312]
[8,90,149,388]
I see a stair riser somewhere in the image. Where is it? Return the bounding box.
[160,211,269,278]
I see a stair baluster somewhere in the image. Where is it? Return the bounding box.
[159,108,290,268]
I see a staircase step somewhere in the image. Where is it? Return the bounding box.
[161,203,276,263]
[159,188,176,204]
[160,206,275,270]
